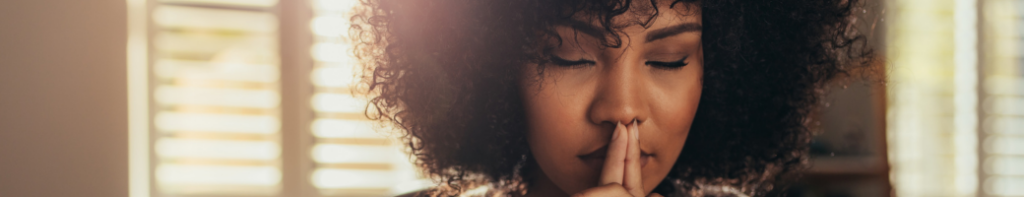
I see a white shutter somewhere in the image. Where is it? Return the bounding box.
[886,0,981,196]
[890,0,1024,196]
[149,0,283,196]
[981,0,1024,196]
[307,0,432,196]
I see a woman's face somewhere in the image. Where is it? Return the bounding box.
[520,2,703,196]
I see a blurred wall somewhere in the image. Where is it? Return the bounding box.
[0,1,128,197]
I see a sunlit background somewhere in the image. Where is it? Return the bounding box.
[0,0,1022,196]
[129,0,428,196]
[885,0,1023,196]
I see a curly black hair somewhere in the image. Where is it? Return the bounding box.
[350,0,873,196]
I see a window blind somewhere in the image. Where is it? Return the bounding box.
[890,0,1024,196]
[886,0,980,196]
[981,0,1024,196]
[306,0,431,196]
[150,0,282,195]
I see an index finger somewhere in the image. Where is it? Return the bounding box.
[599,122,629,185]
[623,120,645,196]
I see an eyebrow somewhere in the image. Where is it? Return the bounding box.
[645,23,702,42]
[563,21,702,43]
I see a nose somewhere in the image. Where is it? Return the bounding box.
[588,57,650,126]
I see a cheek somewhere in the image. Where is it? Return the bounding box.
[650,48,704,141]
[651,65,702,140]
[522,73,591,153]
[525,95,586,158]
[521,67,601,194]
[643,62,703,187]
[648,79,701,153]
[521,65,597,159]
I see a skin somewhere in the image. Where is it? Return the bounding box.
[520,2,703,197]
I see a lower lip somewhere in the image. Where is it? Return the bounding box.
[580,155,651,169]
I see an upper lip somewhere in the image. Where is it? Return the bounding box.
[578,145,652,159]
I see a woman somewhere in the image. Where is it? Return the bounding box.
[351,0,872,196]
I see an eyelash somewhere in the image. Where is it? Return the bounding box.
[645,56,689,69]
[549,55,595,68]
[548,55,689,69]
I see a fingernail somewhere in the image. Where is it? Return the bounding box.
[632,120,639,139]
[613,122,622,140]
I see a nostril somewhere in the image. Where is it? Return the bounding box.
[627,118,638,126]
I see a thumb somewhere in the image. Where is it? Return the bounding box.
[598,122,629,185]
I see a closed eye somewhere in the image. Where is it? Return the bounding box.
[645,56,688,69]
[549,55,596,68]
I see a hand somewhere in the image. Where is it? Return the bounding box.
[572,120,661,197]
